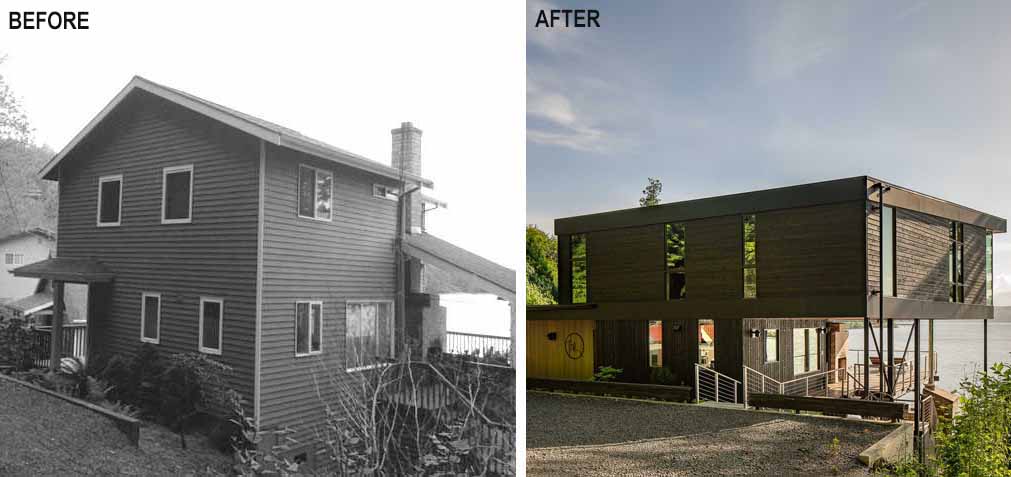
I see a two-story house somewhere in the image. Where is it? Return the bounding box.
[0,228,55,303]
[528,177,1004,402]
[12,76,516,462]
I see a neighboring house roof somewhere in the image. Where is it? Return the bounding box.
[0,227,56,245]
[39,76,433,188]
[11,257,115,283]
[699,323,714,344]
[4,291,53,315]
[403,233,515,296]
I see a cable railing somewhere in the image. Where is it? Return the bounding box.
[743,366,852,407]
[694,364,740,404]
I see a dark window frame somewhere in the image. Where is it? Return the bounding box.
[743,214,757,299]
[987,231,994,305]
[570,234,588,304]
[665,223,686,300]
[949,222,965,303]
[882,206,896,297]
[648,320,663,368]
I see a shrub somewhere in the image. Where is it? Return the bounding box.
[594,365,622,382]
[0,318,34,371]
[95,343,165,415]
[934,362,1011,476]
[158,352,238,449]
[650,366,677,385]
[230,399,299,476]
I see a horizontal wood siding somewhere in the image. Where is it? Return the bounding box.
[687,215,742,301]
[586,225,663,302]
[742,318,827,382]
[56,91,259,402]
[259,143,405,442]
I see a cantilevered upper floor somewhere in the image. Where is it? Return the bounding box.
[536,176,1005,322]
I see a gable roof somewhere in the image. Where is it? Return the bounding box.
[403,233,515,296]
[0,227,56,245]
[40,76,433,188]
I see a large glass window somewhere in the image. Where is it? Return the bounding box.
[199,297,223,355]
[97,174,122,226]
[743,215,757,299]
[140,292,160,344]
[648,320,663,367]
[987,231,994,305]
[950,222,965,303]
[298,165,333,220]
[665,223,686,300]
[346,301,394,370]
[295,301,323,356]
[765,329,778,363]
[570,234,587,304]
[162,165,193,224]
[793,328,820,374]
[882,206,895,297]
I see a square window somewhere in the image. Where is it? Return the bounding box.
[162,165,193,223]
[97,175,122,226]
[199,298,223,355]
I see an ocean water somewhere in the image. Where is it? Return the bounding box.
[847,321,1011,392]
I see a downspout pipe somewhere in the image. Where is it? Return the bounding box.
[395,184,421,357]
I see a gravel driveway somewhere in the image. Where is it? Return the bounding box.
[527,392,895,476]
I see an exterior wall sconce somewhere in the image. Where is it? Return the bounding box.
[749,329,761,338]
[547,331,558,341]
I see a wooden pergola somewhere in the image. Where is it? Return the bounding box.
[11,257,114,371]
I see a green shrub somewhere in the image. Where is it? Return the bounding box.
[594,365,623,382]
[0,318,34,371]
[650,366,677,385]
[158,352,239,449]
[934,362,1011,477]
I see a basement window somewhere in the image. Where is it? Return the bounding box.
[346,301,394,370]
[648,321,663,367]
[199,297,223,355]
[162,165,193,224]
[373,184,399,201]
[570,234,588,304]
[765,329,778,363]
[665,223,686,300]
[949,222,965,303]
[743,215,757,299]
[295,301,323,356]
[298,165,333,221]
[140,292,161,344]
[97,174,123,226]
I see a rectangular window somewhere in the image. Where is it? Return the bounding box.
[140,292,161,344]
[793,328,820,374]
[4,253,23,265]
[298,165,333,220]
[295,301,323,356]
[743,214,757,299]
[765,329,778,362]
[570,234,588,304]
[373,184,399,201]
[648,320,663,367]
[882,206,895,297]
[665,223,686,300]
[987,231,994,305]
[162,165,193,224]
[950,222,965,303]
[346,301,394,370]
[199,297,223,355]
[97,174,123,226]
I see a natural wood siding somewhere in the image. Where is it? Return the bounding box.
[714,319,743,381]
[760,202,865,298]
[586,225,663,302]
[593,319,697,386]
[686,216,741,300]
[56,92,259,402]
[964,223,986,305]
[870,207,953,302]
[258,143,404,442]
[526,319,595,380]
[742,318,827,382]
[557,233,571,304]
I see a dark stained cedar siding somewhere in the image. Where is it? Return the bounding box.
[964,224,986,305]
[742,318,827,382]
[259,143,404,443]
[586,225,663,302]
[56,92,259,402]
[684,215,741,301]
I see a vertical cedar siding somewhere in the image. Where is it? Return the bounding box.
[742,318,827,382]
[964,223,986,304]
[586,225,663,303]
[56,91,259,404]
[258,143,405,446]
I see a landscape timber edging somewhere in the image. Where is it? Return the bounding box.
[527,377,692,402]
[858,422,913,468]
[0,372,140,446]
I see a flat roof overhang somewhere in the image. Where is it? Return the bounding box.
[11,257,115,284]
[556,176,1006,234]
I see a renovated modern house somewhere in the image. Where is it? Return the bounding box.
[11,76,515,463]
[0,228,55,303]
[528,177,1003,409]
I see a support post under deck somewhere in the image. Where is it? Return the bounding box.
[984,318,989,374]
[914,318,922,463]
[863,317,870,398]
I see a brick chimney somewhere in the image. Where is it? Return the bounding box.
[391,122,422,177]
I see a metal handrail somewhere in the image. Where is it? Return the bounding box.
[695,364,741,404]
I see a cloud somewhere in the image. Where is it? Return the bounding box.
[750,2,851,83]
[526,76,609,153]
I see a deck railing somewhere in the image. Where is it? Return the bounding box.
[30,323,87,369]
[695,364,740,404]
[443,331,512,362]
[743,366,851,407]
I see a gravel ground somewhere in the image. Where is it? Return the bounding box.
[0,379,231,476]
[527,392,895,476]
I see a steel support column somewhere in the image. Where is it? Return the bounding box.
[863,317,870,398]
[914,318,922,463]
[984,318,989,374]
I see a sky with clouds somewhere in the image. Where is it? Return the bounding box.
[527,0,1011,304]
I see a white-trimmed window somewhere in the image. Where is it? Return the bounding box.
[298,165,333,220]
[162,165,193,224]
[373,184,399,201]
[295,301,323,356]
[346,301,394,371]
[199,297,223,355]
[97,174,123,226]
[140,292,161,344]
[4,253,24,265]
